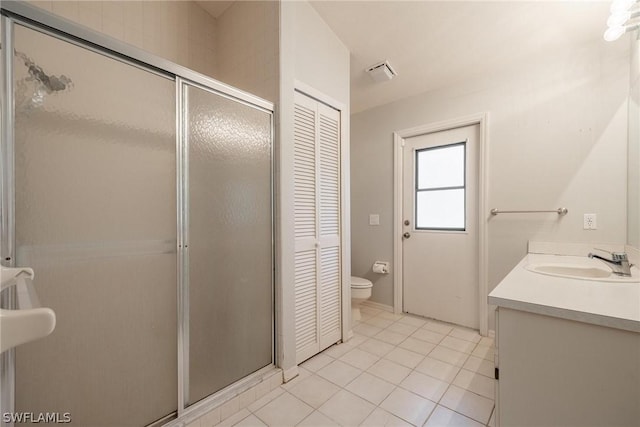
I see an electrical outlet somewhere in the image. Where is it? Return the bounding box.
[583,213,597,230]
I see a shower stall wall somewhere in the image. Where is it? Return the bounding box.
[0,4,274,426]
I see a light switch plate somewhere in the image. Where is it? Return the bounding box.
[369,214,380,226]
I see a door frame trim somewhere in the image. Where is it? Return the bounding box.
[393,113,489,336]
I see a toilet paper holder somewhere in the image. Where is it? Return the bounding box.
[372,261,389,274]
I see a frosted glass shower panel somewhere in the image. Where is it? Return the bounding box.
[186,85,273,404]
[13,25,177,426]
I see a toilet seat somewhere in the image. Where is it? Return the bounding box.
[350,276,372,321]
[351,276,373,289]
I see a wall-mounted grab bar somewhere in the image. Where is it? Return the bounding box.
[490,208,568,216]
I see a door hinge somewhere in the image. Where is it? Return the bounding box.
[495,367,499,380]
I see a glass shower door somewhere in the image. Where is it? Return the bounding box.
[184,83,273,405]
[12,25,177,426]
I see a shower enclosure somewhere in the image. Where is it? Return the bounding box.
[0,3,274,426]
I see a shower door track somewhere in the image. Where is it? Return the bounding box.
[0,1,276,426]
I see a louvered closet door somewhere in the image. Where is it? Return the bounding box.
[293,91,342,364]
[317,102,341,351]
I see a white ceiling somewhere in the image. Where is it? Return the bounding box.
[310,1,614,113]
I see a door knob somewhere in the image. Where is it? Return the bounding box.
[403,232,411,239]
[404,220,410,226]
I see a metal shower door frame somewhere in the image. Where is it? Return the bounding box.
[0,2,276,425]
[0,14,16,424]
[176,77,276,417]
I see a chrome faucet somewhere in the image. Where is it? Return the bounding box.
[588,250,632,277]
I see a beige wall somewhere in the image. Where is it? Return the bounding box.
[292,1,349,105]
[351,37,630,328]
[216,1,279,103]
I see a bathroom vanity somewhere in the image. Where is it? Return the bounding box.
[488,245,640,427]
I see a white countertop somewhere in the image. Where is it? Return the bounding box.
[488,254,640,333]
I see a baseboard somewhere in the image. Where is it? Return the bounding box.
[282,365,299,383]
[344,328,354,341]
[361,300,394,312]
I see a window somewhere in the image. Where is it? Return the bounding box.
[415,142,466,230]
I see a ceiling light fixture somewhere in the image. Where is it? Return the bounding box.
[604,0,640,41]
[366,60,397,82]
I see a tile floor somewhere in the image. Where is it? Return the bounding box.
[219,307,495,427]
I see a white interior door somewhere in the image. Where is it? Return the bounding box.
[293,91,342,363]
[402,125,479,329]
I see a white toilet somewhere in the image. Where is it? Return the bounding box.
[351,276,373,321]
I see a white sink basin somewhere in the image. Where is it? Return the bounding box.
[525,259,639,283]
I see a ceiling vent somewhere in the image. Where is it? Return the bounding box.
[366,60,397,82]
